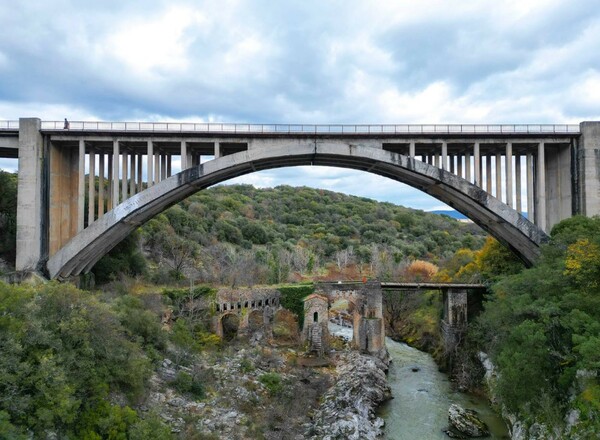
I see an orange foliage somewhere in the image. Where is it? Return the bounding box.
[405,260,438,282]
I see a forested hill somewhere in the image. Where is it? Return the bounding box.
[105,184,487,285]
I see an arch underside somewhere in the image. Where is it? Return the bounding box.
[47,143,549,279]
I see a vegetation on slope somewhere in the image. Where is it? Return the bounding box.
[122,184,485,285]
[414,216,600,435]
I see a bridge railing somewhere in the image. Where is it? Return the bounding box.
[27,121,581,134]
[0,121,19,130]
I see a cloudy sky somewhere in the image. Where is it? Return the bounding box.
[1,0,599,210]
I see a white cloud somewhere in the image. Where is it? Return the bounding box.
[1,0,599,209]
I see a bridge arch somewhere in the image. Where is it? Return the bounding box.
[47,143,548,279]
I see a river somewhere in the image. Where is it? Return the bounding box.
[329,323,510,439]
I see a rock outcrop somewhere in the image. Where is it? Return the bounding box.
[307,351,391,440]
[447,404,489,437]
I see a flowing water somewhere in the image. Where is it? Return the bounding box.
[379,337,510,439]
[329,323,510,439]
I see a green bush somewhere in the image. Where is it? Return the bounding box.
[259,373,283,396]
[171,371,205,399]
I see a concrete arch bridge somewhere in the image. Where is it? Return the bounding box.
[2,118,599,279]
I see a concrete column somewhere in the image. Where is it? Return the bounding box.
[486,155,492,193]
[457,154,463,177]
[215,141,221,159]
[147,141,154,187]
[180,141,187,170]
[154,151,160,184]
[129,153,135,196]
[121,150,128,201]
[167,154,172,177]
[112,141,120,205]
[409,141,416,158]
[474,143,481,187]
[537,142,547,231]
[465,152,471,182]
[495,153,502,200]
[441,142,448,170]
[449,154,455,173]
[506,143,513,208]
[137,153,143,193]
[515,155,522,213]
[88,149,95,224]
[77,140,85,232]
[527,153,534,221]
[160,154,167,180]
[107,153,113,211]
[16,119,44,270]
[98,152,104,217]
[578,122,600,216]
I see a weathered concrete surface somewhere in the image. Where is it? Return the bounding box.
[16,118,44,271]
[47,143,549,279]
[578,122,600,217]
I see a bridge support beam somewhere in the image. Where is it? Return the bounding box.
[16,118,45,271]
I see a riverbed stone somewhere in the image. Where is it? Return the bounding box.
[448,404,489,437]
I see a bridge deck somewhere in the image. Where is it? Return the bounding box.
[381,282,487,290]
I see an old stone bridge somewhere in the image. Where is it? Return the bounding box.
[1,118,599,279]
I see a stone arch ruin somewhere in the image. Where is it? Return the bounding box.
[213,288,281,340]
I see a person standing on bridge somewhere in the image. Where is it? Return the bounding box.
[64,118,70,129]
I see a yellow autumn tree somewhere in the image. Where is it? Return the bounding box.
[564,238,600,288]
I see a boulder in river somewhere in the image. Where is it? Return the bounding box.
[448,403,489,437]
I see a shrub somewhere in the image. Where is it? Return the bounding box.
[259,373,283,396]
[171,372,205,399]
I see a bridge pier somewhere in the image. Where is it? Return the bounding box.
[15,118,45,271]
[441,288,468,355]
[577,122,600,217]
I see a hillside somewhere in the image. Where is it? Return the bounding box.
[94,184,487,285]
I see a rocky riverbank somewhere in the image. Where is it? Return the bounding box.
[307,351,392,440]
[140,344,334,439]
[136,340,392,439]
